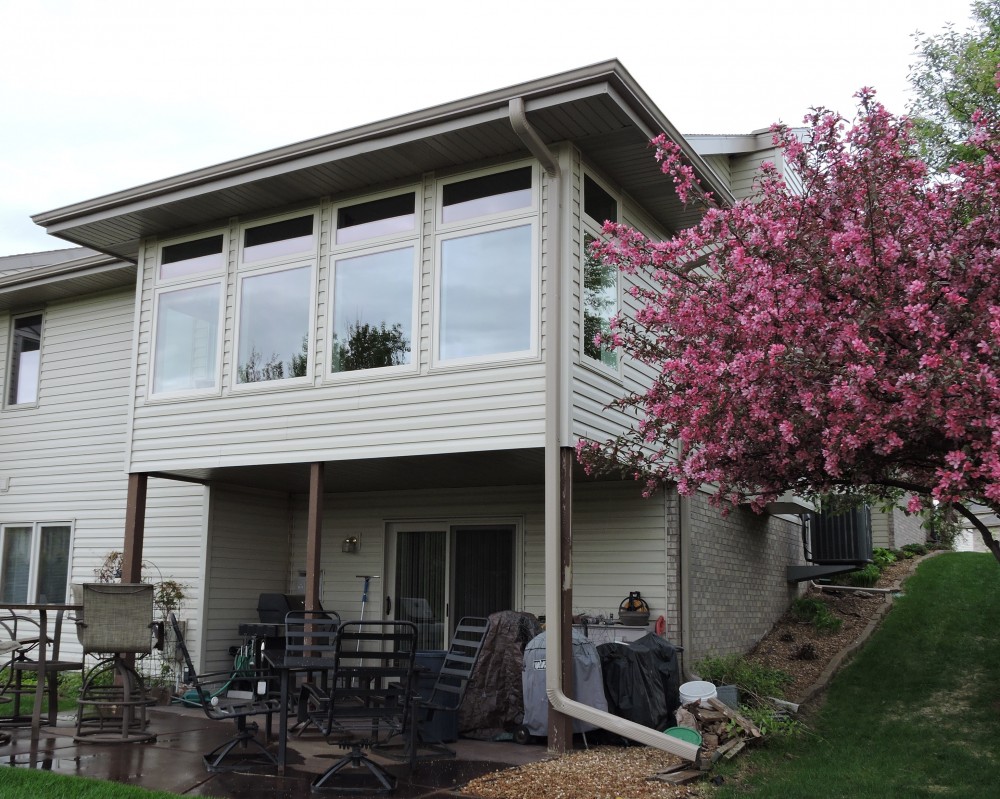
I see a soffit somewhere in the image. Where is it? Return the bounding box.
[33,62,730,260]
[151,447,605,495]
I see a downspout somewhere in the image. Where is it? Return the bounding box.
[509,97,699,761]
[679,491,697,681]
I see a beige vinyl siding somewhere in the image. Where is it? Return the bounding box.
[571,150,666,447]
[275,480,669,632]
[201,486,290,672]
[129,161,548,474]
[730,148,780,201]
[0,289,206,661]
[870,509,891,549]
[702,154,732,188]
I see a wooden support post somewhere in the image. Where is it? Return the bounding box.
[305,462,324,611]
[122,473,148,583]
[548,447,575,751]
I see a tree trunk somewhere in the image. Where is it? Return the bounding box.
[952,502,1000,565]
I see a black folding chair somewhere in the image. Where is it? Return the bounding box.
[307,620,418,793]
[169,613,281,772]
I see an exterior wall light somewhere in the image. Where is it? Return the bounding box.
[342,536,359,554]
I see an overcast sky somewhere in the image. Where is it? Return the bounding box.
[0,0,975,256]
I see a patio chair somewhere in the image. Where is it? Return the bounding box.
[74,583,158,743]
[282,609,341,733]
[376,615,490,760]
[307,619,418,793]
[169,612,282,772]
[0,609,83,739]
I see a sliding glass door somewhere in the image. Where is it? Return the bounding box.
[389,522,515,649]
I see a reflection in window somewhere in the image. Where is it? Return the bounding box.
[36,525,70,604]
[8,314,42,405]
[442,167,532,223]
[0,526,31,603]
[160,234,224,281]
[152,284,221,394]
[237,266,312,383]
[332,248,413,372]
[242,215,315,264]
[584,175,617,226]
[337,194,416,245]
[583,233,618,368]
[439,226,532,360]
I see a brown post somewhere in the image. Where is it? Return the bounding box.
[122,473,148,583]
[305,462,324,610]
[547,447,575,750]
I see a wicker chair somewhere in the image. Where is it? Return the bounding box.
[74,583,157,743]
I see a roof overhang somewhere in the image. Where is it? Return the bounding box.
[32,60,734,261]
[0,248,135,312]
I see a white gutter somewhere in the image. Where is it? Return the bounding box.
[509,97,699,762]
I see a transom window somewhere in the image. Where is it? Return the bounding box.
[7,312,43,406]
[582,174,620,370]
[0,523,71,604]
[242,214,315,265]
[441,166,532,224]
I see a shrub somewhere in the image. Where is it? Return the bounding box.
[872,547,897,571]
[902,542,928,556]
[791,596,843,633]
[695,653,792,703]
[844,563,882,587]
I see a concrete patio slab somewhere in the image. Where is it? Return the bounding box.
[1,704,551,798]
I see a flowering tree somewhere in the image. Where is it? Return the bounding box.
[577,89,1000,563]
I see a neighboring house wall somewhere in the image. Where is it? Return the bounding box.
[889,507,926,549]
[0,289,205,660]
[871,509,891,549]
[685,491,803,664]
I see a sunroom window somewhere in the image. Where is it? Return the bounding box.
[582,175,620,369]
[7,312,42,406]
[436,165,537,364]
[151,232,225,396]
[331,192,417,374]
[242,214,315,264]
[152,284,221,393]
[236,265,313,383]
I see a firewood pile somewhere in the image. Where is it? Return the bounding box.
[651,698,762,786]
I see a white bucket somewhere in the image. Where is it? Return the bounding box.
[679,680,718,708]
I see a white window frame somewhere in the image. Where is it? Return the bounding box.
[431,162,540,370]
[326,187,422,382]
[580,171,623,378]
[4,309,44,410]
[237,209,320,272]
[148,230,227,400]
[0,521,74,604]
[232,259,317,391]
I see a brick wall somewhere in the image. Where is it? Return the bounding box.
[684,490,804,665]
[889,506,927,549]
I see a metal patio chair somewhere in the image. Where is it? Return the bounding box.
[307,619,418,793]
[169,612,282,772]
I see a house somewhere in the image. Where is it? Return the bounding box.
[4,61,816,743]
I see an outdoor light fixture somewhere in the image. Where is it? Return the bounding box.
[342,536,359,554]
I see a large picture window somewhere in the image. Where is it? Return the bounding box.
[236,265,313,383]
[152,284,221,394]
[7,312,42,406]
[0,523,71,604]
[439,226,533,360]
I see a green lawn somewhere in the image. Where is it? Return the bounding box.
[712,552,1000,798]
[0,768,188,799]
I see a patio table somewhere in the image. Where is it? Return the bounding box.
[262,648,337,774]
[0,603,83,739]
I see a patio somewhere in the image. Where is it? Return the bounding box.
[0,703,550,798]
